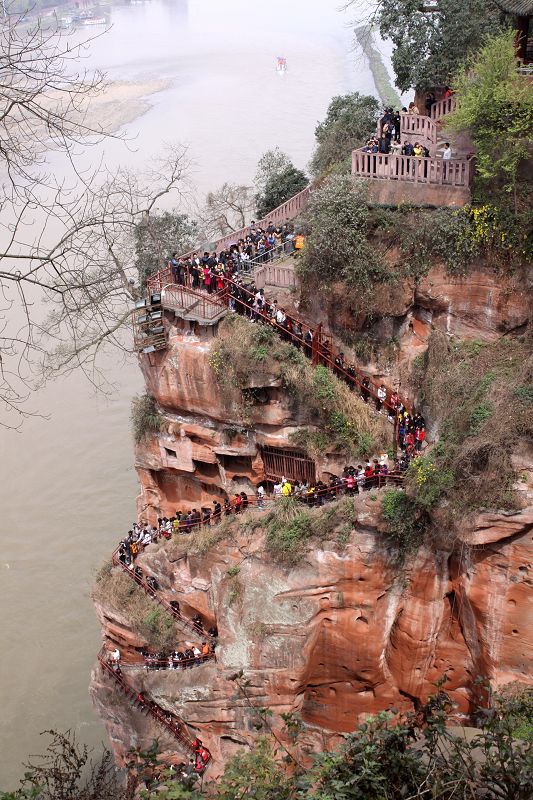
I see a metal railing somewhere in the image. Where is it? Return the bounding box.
[98,649,211,768]
[162,283,228,321]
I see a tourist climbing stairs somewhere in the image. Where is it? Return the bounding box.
[98,649,211,767]
[111,545,208,637]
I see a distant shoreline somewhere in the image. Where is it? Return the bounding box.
[87,78,172,133]
[355,24,401,109]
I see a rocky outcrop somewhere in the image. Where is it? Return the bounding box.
[134,328,390,522]
[91,493,533,773]
[303,264,532,385]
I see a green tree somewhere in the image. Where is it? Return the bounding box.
[310,93,379,176]
[297,176,387,290]
[445,29,533,198]
[134,210,197,287]
[373,0,502,91]
[216,737,293,800]
[254,148,308,219]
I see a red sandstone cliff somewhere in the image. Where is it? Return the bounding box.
[91,263,533,773]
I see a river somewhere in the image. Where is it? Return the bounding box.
[0,0,382,786]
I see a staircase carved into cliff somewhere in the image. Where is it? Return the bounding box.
[145,270,407,420]
[98,649,211,768]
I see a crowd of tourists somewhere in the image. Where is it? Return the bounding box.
[166,220,305,288]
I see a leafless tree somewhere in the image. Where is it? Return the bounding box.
[195,181,255,241]
[0,8,191,427]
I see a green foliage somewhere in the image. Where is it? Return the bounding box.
[375,0,502,91]
[216,737,293,800]
[226,565,241,578]
[446,29,533,195]
[514,385,533,406]
[371,204,531,278]
[310,93,379,175]
[381,490,426,558]
[131,394,163,444]
[210,315,389,457]
[254,148,308,219]
[4,691,533,799]
[140,607,176,651]
[298,176,388,292]
[134,210,197,288]
[412,333,533,514]
[264,497,358,565]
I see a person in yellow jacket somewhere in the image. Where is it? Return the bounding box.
[281,480,292,496]
[294,234,305,251]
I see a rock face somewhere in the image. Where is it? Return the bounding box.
[134,328,389,523]
[91,263,533,774]
[302,264,532,389]
[90,493,533,774]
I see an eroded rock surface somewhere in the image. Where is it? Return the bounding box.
[91,494,533,773]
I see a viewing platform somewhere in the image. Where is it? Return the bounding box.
[352,96,475,207]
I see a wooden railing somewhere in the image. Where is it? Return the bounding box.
[352,150,472,188]
[430,95,456,120]
[400,113,438,146]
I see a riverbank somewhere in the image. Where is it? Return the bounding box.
[355,24,401,109]
[87,78,171,133]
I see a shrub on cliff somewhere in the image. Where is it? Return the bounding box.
[92,569,176,651]
[297,176,388,293]
[410,332,533,515]
[131,393,163,444]
[210,315,389,458]
[445,29,533,200]
[310,93,380,176]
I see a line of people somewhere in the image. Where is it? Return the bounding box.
[166,221,305,291]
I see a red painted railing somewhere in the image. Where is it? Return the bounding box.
[98,650,211,768]
[111,547,208,637]
[151,270,406,418]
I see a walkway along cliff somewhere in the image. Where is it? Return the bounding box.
[91,165,533,777]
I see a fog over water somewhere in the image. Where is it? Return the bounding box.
[0,0,384,785]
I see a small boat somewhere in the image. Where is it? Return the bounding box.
[80,15,108,26]
[276,56,287,73]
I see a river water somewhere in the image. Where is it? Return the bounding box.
[0,0,382,786]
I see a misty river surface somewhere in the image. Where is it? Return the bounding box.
[0,0,384,785]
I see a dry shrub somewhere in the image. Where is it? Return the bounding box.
[414,332,533,513]
[92,567,176,650]
[211,314,390,458]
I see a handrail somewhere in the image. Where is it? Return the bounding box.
[111,546,209,637]
[430,95,456,120]
[121,652,216,670]
[153,269,407,417]
[352,150,472,188]
[400,113,438,146]
[98,650,211,769]
[146,185,312,289]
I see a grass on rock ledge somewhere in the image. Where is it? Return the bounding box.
[93,568,176,651]
[209,314,389,459]
[409,332,533,516]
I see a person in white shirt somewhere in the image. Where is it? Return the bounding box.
[256,485,266,508]
[442,142,452,180]
[273,481,282,498]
